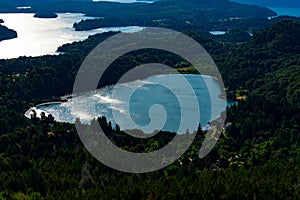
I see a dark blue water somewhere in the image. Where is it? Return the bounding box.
[230,0,300,17]
[268,7,300,17]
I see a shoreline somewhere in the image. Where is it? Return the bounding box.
[25,74,229,129]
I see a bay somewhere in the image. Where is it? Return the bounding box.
[0,13,143,59]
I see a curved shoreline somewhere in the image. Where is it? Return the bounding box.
[24,97,70,119]
[25,74,228,131]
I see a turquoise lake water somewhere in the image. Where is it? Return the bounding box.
[25,74,227,133]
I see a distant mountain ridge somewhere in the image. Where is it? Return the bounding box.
[30,0,276,32]
[0,0,92,7]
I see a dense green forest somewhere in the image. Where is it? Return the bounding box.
[0,2,15,12]
[0,18,299,198]
[0,0,275,32]
[69,0,276,32]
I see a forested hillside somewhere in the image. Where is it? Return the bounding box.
[0,2,15,12]
[0,0,92,7]
[0,24,17,41]
[0,20,299,199]
[29,0,277,32]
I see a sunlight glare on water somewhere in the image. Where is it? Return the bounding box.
[0,13,143,59]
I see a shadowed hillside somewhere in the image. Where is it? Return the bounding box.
[0,24,17,41]
[0,0,92,7]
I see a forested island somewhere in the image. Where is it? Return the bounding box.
[33,12,58,19]
[0,17,299,198]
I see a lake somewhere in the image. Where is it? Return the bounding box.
[25,74,227,134]
[209,31,227,35]
[230,0,300,17]
[268,7,300,17]
[93,0,155,3]
[0,13,143,59]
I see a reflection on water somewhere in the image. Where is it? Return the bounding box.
[0,13,143,59]
[25,74,227,133]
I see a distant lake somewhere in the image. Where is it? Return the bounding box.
[93,0,155,3]
[268,7,300,17]
[25,74,227,133]
[0,13,143,59]
[209,31,227,35]
[230,0,300,17]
